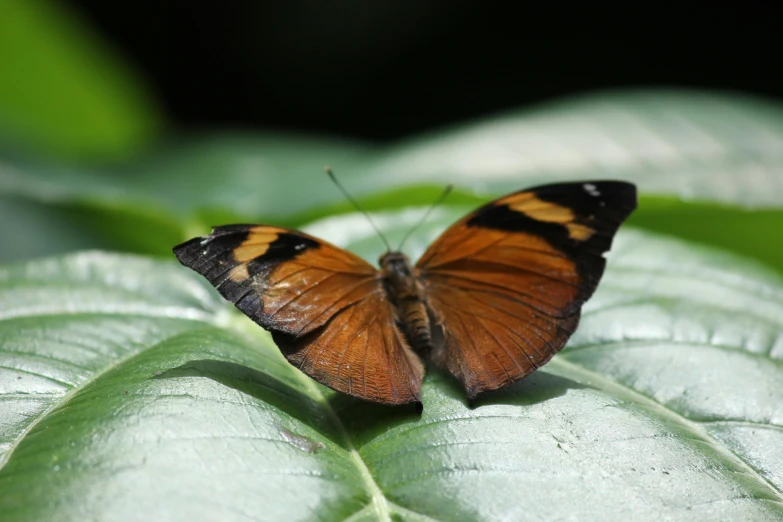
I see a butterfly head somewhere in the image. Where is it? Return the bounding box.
[378,251,412,273]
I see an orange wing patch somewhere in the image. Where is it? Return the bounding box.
[421,227,580,315]
[228,264,251,283]
[498,192,595,241]
[231,226,287,262]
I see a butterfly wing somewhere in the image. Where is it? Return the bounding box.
[174,225,424,405]
[417,181,637,398]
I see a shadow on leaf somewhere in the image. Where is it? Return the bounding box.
[154,360,583,447]
[155,360,334,434]
[468,369,586,409]
[155,359,426,447]
[328,393,423,444]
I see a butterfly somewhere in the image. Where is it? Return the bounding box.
[173,179,637,406]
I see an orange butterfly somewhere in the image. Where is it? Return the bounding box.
[174,179,636,406]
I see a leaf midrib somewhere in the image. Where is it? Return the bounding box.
[551,356,783,501]
[0,308,218,323]
[567,339,783,367]
[286,366,392,521]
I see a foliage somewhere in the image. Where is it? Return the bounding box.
[1,4,782,519]
[1,224,782,520]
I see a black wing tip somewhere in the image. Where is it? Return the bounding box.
[536,178,637,204]
[590,179,637,199]
[525,179,636,212]
[588,180,638,212]
[172,236,207,266]
[172,225,262,267]
[530,179,636,192]
[208,224,258,236]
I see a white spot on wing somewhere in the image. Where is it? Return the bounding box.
[583,183,601,197]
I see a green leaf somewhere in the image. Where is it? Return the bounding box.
[1,208,782,520]
[628,196,783,280]
[0,0,162,160]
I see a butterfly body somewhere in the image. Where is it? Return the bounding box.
[379,252,434,357]
[174,180,637,406]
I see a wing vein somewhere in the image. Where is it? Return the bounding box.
[269,272,340,318]
[452,309,493,385]
[420,232,507,268]
[468,290,576,336]
[337,307,381,379]
[430,262,580,290]
[433,294,561,365]
[383,327,397,403]
[268,263,314,285]
[291,278,379,336]
[211,262,249,288]
[476,315,525,376]
[427,277,562,317]
[309,305,359,371]
[482,314,544,369]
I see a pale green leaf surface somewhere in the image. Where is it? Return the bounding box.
[0,133,373,219]
[0,196,106,260]
[2,90,782,276]
[359,90,783,208]
[2,90,782,219]
[0,206,781,521]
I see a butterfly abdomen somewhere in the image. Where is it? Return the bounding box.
[398,299,433,355]
[379,252,433,355]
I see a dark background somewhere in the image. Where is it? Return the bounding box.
[65,1,783,141]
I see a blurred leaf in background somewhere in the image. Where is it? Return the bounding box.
[0,0,166,260]
[0,0,163,162]
[3,89,783,276]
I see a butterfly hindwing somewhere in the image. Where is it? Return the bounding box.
[174,225,424,405]
[417,181,637,398]
[272,292,425,405]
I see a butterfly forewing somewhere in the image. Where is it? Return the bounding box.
[417,181,637,398]
[174,225,424,405]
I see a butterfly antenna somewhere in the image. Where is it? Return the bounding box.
[324,166,392,252]
[396,184,453,252]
